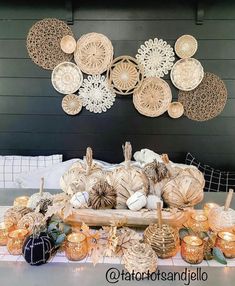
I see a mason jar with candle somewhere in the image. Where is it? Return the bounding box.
[189,213,209,233]
[181,235,204,264]
[215,231,235,258]
[0,222,14,246]
[65,232,88,261]
[7,229,28,255]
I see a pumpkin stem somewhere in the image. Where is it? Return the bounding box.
[224,189,233,211]
[123,142,132,166]
[157,202,162,229]
[161,154,178,177]
[39,177,44,196]
[85,147,93,174]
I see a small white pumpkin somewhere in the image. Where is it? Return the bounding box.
[146,195,163,210]
[70,191,89,209]
[126,191,147,211]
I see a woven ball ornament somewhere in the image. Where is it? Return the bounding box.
[107,56,143,95]
[74,32,114,75]
[27,18,73,70]
[23,232,54,266]
[178,72,227,121]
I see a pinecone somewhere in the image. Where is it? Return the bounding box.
[36,198,53,215]
[89,180,117,209]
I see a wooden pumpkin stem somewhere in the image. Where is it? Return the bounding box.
[224,189,234,211]
[39,177,44,196]
[85,147,93,174]
[162,154,170,164]
[157,202,162,229]
[123,142,132,163]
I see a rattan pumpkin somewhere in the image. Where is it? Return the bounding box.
[209,189,235,232]
[17,212,45,233]
[144,203,179,258]
[107,142,149,209]
[122,241,157,274]
[4,206,31,226]
[60,147,103,195]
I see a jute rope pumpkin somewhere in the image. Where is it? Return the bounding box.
[122,241,157,274]
[17,212,45,233]
[144,203,179,258]
[60,147,103,195]
[209,189,235,232]
[107,142,149,209]
[4,206,31,226]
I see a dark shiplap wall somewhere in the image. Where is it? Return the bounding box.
[0,0,235,169]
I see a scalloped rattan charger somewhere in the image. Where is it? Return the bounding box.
[178,72,227,121]
[170,58,204,91]
[107,56,143,95]
[27,18,73,70]
[175,35,198,59]
[62,94,83,115]
[74,33,113,75]
[133,77,172,117]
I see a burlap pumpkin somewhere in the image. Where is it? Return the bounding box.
[60,147,103,195]
[107,142,149,209]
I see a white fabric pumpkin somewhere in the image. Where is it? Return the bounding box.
[70,191,89,209]
[126,191,147,211]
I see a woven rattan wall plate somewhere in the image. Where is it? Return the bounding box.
[168,102,184,119]
[74,33,114,75]
[60,35,77,54]
[62,94,83,115]
[107,56,144,95]
[170,58,204,91]
[27,18,73,70]
[79,75,116,113]
[136,38,175,78]
[175,35,198,59]
[51,62,83,94]
[133,77,172,117]
[178,72,228,121]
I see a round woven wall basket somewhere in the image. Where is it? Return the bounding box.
[27,18,73,70]
[178,72,227,121]
[62,94,83,115]
[107,56,143,95]
[60,35,77,54]
[168,102,184,119]
[175,35,198,59]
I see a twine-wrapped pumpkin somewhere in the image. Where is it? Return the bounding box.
[161,154,204,208]
[17,212,45,233]
[144,203,179,258]
[209,189,235,232]
[122,241,157,274]
[4,206,31,226]
[60,147,103,195]
[107,142,149,209]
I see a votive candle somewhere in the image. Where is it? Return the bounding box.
[7,229,28,255]
[203,203,219,217]
[65,232,88,261]
[0,222,14,246]
[181,235,204,264]
[189,214,209,233]
[215,231,235,258]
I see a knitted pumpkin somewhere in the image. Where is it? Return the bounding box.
[23,231,54,266]
[60,147,103,195]
[107,142,149,209]
[89,179,116,209]
[4,206,31,226]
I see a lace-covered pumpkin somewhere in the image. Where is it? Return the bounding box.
[107,142,149,209]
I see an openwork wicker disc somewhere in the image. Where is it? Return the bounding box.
[175,35,198,59]
[79,74,116,113]
[27,18,73,70]
[51,62,83,94]
[107,56,143,95]
[136,38,175,78]
[170,58,204,91]
[62,94,83,115]
[74,32,114,75]
[178,72,227,121]
[60,35,77,54]
[133,77,172,117]
[168,102,184,119]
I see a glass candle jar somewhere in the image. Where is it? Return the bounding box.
[181,235,204,264]
[7,229,28,255]
[65,232,88,261]
[0,222,14,246]
[215,231,235,258]
[13,196,29,207]
[189,214,209,233]
[203,203,219,217]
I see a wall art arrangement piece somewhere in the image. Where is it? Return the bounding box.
[60,35,77,54]
[133,77,172,117]
[174,35,198,59]
[167,102,184,119]
[178,72,228,121]
[74,32,114,75]
[27,18,73,70]
[136,38,175,78]
[51,62,83,94]
[61,94,83,115]
[79,75,116,113]
[107,56,143,95]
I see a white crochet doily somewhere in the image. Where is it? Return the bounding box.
[136,38,175,78]
[79,75,116,113]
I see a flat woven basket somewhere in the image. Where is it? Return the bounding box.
[175,35,198,59]
[27,18,73,70]
[62,94,83,115]
[74,32,113,75]
[133,77,172,117]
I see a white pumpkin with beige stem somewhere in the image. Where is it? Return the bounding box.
[208,189,235,232]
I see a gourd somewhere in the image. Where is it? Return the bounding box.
[107,142,149,209]
[208,189,235,232]
[60,147,103,195]
[70,191,89,209]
